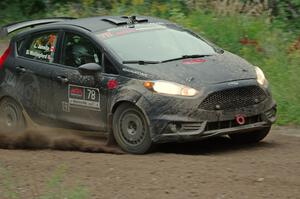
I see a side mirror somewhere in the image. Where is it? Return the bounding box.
[78,63,102,76]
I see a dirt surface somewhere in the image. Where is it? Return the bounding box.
[0,128,299,199]
[0,128,124,154]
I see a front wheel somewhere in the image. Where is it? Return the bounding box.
[229,126,271,144]
[0,98,26,133]
[112,103,153,154]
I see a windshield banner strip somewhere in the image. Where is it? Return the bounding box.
[99,26,166,40]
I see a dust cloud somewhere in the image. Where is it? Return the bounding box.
[0,128,125,154]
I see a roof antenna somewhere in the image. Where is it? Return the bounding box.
[129,16,137,24]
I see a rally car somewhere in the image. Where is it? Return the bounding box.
[0,16,276,154]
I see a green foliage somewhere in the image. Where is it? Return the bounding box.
[0,0,300,125]
[46,1,108,18]
[271,0,300,31]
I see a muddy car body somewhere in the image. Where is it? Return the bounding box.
[0,16,277,153]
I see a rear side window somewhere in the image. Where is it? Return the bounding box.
[21,32,58,63]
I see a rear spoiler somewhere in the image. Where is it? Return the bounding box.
[0,17,76,37]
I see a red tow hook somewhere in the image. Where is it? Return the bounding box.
[235,115,246,125]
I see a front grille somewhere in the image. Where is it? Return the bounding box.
[205,115,262,131]
[199,86,267,110]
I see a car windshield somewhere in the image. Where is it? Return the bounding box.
[98,25,217,63]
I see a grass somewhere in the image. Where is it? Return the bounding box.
[0,163,89,199]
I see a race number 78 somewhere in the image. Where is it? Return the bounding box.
[87,89,96,100]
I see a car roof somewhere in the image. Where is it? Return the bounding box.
[46,16,173,33]
[2,16,176,41]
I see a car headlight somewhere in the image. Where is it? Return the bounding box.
[255,66,267,86]
[144,80,198,97]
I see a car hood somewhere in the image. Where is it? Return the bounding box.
[122,51,257,89]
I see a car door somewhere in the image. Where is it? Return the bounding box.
[51,32,110,131]
[14,31,61,124]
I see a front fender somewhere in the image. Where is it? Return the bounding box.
[108,86,156,137]
[0,74,23,108]
[109,88,143,113]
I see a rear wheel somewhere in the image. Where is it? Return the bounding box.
[0,98,25,133]
[229,126,271,144]
[113,103,153,154]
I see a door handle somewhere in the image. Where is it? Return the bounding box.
[56,76,69,84]
[16,66,26,73]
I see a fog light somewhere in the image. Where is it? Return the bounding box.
[264,107,277,123]
[168,123,182,133]
[169,124,177,133]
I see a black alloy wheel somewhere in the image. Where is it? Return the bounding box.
[0,98,26,133]
[113,103,153,154]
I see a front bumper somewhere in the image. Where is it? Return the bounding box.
[153,120,273,143]
[149,103,276,143]
[135,79,277,143]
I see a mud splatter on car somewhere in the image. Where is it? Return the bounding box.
[0,16,276,154]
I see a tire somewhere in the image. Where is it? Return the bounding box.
[112,103,153,154]
[0,98,26,133]
[229,126,271,144]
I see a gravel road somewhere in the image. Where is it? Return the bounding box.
[0,128,299,199]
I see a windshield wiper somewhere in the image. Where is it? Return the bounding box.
[161,54,213,63]
[122,55,213,65]
[122,60,160,65]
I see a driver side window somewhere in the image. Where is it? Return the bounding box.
[62,33,101,68]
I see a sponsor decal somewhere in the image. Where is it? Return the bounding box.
[99,30,137,39]
[62,101,70,112]
[33,44,50,51]
[99,32,114,39]
[100,24,165,40]
[70,87,84,97]
[122,68,149,77]
[68,85,100,110]
[50,46,56,52]
[26,50,48,59]
[106,22,164,32]
[114,29,137,36]
[182,59,207,65]
[228,81,239,86]
[26,33,57,62]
